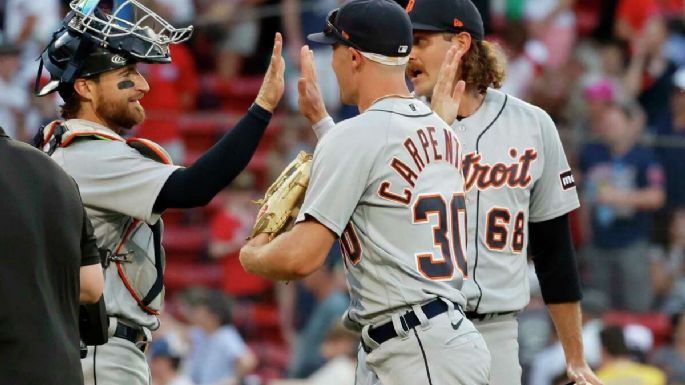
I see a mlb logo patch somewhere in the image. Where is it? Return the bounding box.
[398,45,408,54]
[559,170,576,190]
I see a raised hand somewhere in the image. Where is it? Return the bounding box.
[431,45,466,126]
[255,32,286,113]
[297,45,329,124]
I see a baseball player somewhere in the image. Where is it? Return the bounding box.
[407,1,601,384]
[299,1,602,384]
[240,1,490,384]
[32,1,284,384]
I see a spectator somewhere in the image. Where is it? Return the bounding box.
[287,249,348,378]
[579,100,665,311]
[208,189,272,298]
[271,324,358,385]
[150,339,195,385]
[650,312,685,384]
[282,0,343,117]
[582,78,619,136]
[305,324,358,385]
[596,325,666,385]
[623,16,678,125]
[153,0,196,25]
[650,207,685,312]
[615,0,683,41]
[499,21,548,99]
[0,125,104,385]
[653,67,685,208]
[0,43,29,140]
[186,290,258,385]
[524,0,577,69]
[3,0,60,83]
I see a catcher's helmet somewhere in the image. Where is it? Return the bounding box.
[35,0,193,96]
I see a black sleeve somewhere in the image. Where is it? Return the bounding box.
[80,206,101,267]
[529,213,583,304]
[153,103,271,212]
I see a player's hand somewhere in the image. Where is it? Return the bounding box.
[567,362,603,385]
[255,32,286,113]
[431,45,466,126]
[297,45,330,125]
[239,233,271,273]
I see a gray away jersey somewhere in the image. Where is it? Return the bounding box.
[452,89,580,313]
[297,97,469,328]
[50,119,180,330]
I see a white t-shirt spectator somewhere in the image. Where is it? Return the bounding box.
[4,0,59,44]
[0,75,29,139]
[186,325,249,385]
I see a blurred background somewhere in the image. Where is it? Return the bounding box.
[3,0,685,384]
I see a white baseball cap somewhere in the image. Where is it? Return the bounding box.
[674,67,685,90]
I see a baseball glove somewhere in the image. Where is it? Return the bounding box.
[249,151,313,240]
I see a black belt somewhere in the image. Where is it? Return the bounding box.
[363,298,460,353]
[464,310,517,322]
[113,323,147,352]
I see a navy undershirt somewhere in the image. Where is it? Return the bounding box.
[153,103,271,212]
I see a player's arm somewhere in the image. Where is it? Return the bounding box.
[530,214,603,385]
[152,33,285,212]
[79,206,104,304]
[239,219,336,281]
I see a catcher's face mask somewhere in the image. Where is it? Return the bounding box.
[35,0,193,96]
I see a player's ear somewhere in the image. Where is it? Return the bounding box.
[73,78,95,101]
[453,32,473,54]
[349,47,363,71]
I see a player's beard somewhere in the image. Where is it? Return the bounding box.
[96,93,146,130]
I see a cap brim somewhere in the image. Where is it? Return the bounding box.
[410,22,446,32]
[307,32,339,45]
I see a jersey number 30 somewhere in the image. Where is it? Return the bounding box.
[413,193,467,280]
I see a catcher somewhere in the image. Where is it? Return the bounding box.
[240,1,491,384]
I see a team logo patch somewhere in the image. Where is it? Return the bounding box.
[398,45,408,54]
[111,55,127,64]
[559,170,576,190]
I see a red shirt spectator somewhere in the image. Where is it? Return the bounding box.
[616,0,682,38]
[209,192,272,297]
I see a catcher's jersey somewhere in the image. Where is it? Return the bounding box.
[297,96,468,328]
[50,119,180,330]
[454,89,580,314]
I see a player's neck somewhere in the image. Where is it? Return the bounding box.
[76,109,123,134]
[457,90,486,119]
[357,73,411,113]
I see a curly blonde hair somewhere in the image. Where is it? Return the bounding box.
[445,35,507,95]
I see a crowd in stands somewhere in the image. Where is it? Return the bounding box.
[3,0,685,384]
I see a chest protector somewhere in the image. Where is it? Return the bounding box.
[36,120,172,315]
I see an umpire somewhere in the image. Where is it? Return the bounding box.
[33,1,284,385]
[0,125,104,385]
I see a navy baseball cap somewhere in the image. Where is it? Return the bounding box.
[308,0,412,66]
[406,0,484,41]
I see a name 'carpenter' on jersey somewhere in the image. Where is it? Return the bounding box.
[378,125,461,205]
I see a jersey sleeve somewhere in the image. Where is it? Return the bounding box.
[80,206,101,267]
[62,141,181,224]
[296,122,377,236]
[529,110,580,223]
